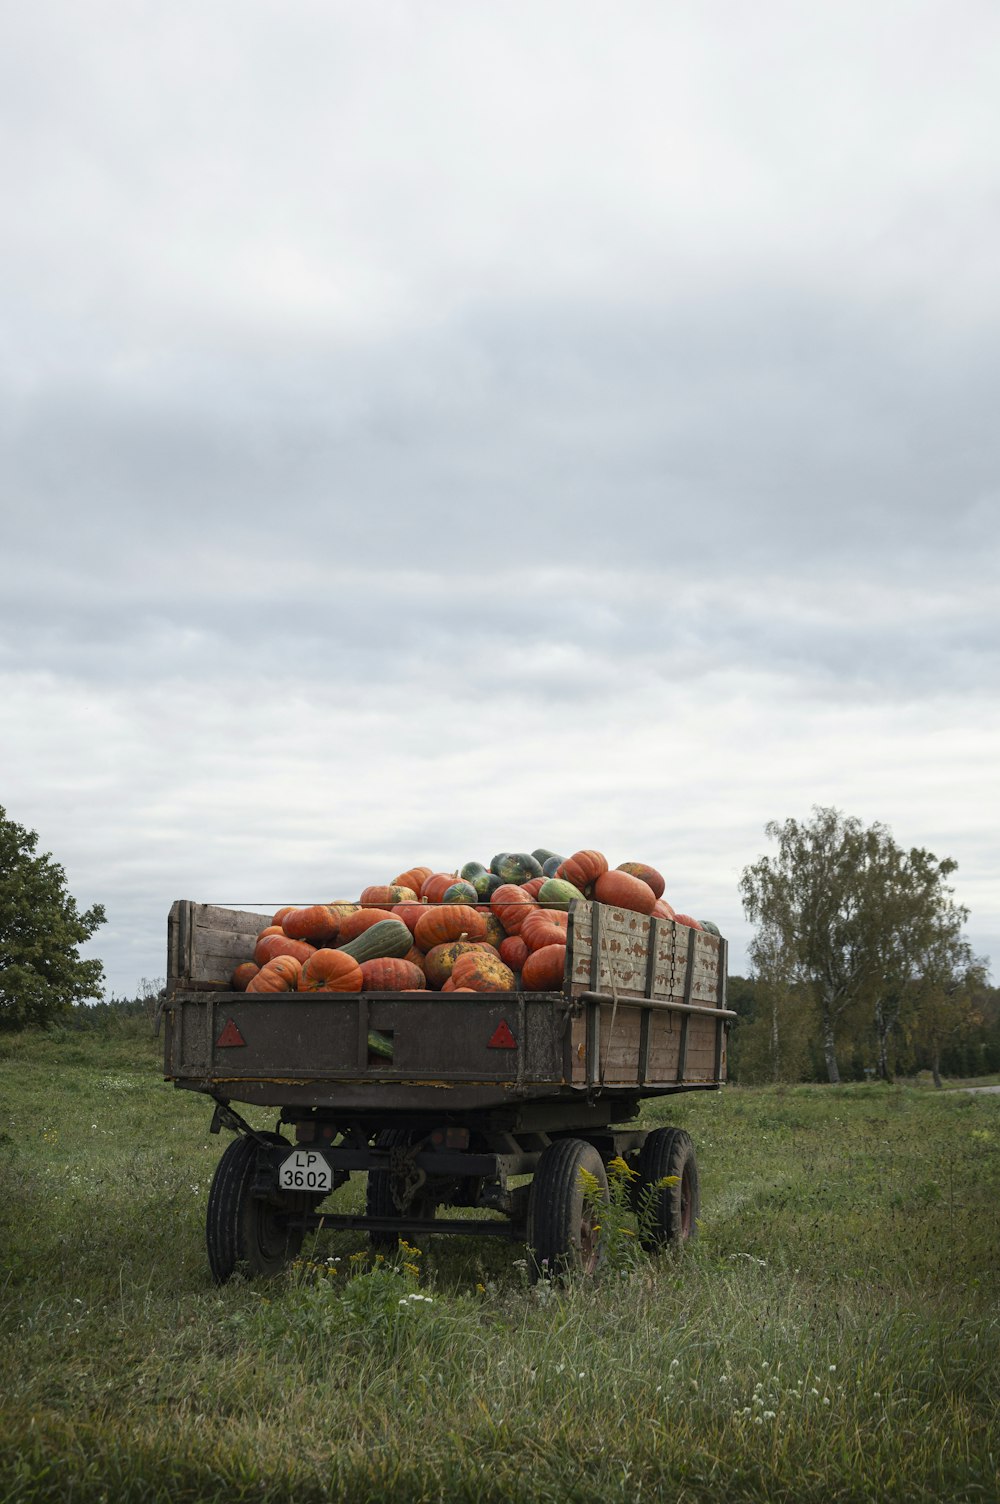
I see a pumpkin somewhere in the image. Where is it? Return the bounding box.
[254,933,316,967]
[256,925,284,942]
[328,902,360,924]
[414,904,486,952]
[699,919,721,937]
[481,913,506,951]
[420,872,460,903]
[520,877,546,898]
[338,908,396,944]
[360,884,419,910]
[521,908,569,942]
[651,898,676,921]
[499,935,529,972]
[673,914,703,931]
[299,948,364,992]
[521,918,571,953]
[616,862,666,900]
[556,849,609,891]
[391,901,427,935]
[282,904,342,944]
[593,869,657,916]
[490,884,537,935]
[359,957,426,991]
[272,907,295,926]
[247,955,302,993]
[423,939,484,990]
[403,945,427,975]
[230,962,259,991]
[450,951,517,993]
[393,865,434,895]
[521,943,567,991]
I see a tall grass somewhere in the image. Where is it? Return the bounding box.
[1,1028,997,1502]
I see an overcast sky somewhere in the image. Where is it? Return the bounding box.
[2,0,998,993]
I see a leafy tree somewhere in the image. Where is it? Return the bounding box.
[0,805,106,1030]
[911,945,988,1088]
[740,806,972,1085]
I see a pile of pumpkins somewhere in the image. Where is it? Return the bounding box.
[232,847,718,998]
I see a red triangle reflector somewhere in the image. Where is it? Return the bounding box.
[216,1019,246,1048]
[487,1019,517,1050]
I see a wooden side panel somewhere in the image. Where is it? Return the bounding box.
[568,1002,720,1087]
[567,902,722,1007]
[168,902,273,991]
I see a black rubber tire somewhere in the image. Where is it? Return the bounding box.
[635,1127,700,1251]
[366,1129,436,1248]
[526,1138,609,1281]
[206,1132,303,1284]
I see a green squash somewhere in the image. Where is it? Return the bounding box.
[496,852,542,884]
[538,877,586,910]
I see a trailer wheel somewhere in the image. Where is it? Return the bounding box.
[635,1128,699,1250]
[206,1132,303,1283]
[526,1138,609,1281]
[366,1129,436,1249]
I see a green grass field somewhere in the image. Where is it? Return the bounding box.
[1,1022,998,1503]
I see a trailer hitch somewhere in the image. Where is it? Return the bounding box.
[208,1096,274,1145]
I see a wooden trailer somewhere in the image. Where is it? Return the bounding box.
[164,898,735,1282]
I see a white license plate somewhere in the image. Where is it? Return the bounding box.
[279,1148,334,1193]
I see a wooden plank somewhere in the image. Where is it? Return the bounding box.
[567,903,724,1008]
[168,902,275,989]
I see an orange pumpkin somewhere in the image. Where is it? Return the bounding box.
[359,957,426,991]
[616,862,665,900]
[414,904,486,952]
[247,954,302,993]
[499,935,529,971]
[298,949,364,992]
[403,945,427,975]
[672,914,703,931]
[556,849,609,891]
[521,943,567,991]
[520,877,546,898]
[521,918,571,953]
[338,908,396,943]
[593,869,657,916]
[394,865,434,896]
[423,940,484,989]
[360,884,419,910]
[420,872,459,903]
[450,952,516,993]
[272,908,295,926]
[282,904,342,944]
[521,908,568,943]
[490,884,537,936]
[651,898,676,921]
[254,933,316,967]
[392,902,427,935]
[230,962,259,991]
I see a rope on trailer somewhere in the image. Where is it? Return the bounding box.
[599,912,624,1086]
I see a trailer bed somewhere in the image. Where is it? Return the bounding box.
[164,898,734,1114]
